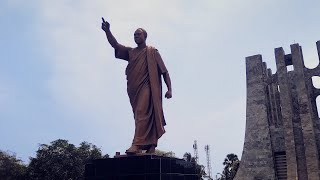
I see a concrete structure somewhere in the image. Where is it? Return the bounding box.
[85,154,201,179]
[235,41,320,180]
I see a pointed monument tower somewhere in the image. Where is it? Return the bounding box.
[235,41,320,180]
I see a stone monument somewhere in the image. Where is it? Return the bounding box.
[235,41,320,180]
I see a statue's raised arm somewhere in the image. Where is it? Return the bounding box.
[101,17,119,49]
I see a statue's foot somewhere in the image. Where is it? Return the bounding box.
[146,145,156,153]
[125,145,141,154]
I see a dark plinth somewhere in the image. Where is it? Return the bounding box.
[85,154,200,180]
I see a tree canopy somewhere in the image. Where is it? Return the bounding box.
[183,152,206,179]
[27,139,108,180]
[0,150,27,180]
[154,149,176,157]
[1,139,219,180]
[217,153,240,180]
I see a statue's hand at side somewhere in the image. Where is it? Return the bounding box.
[165,90,172,99]
[101,17,110,32]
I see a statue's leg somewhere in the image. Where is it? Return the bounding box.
[146,145,156,153]
[125,145,142,154]
[130,86,157,147]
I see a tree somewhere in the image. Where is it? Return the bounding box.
[183,152,206,179]
[154,149,176,157]
[0,150,27,180]
[217,153,240,180]
[27,139,108,180]
[183,152,193,162]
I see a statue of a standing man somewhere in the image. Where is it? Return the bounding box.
[101,18,172,154]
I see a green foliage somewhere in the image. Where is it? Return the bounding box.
[154,149,176,157]
[183,152,192,162]
[27,139,107,180]
[183,152,206,179]
[0,150,27,180]
[217,153,240,180]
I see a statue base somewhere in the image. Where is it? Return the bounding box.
[85,154,200,180]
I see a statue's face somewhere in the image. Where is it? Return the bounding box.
[134,29,146,45]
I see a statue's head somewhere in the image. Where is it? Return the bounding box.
[134,28,147,45]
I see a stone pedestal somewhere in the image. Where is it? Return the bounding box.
[85,154,200,180]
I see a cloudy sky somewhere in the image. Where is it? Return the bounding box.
[1,0,320,177]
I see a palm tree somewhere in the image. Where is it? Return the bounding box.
[222,153,240,180]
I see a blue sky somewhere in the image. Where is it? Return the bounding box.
[1,0,320,177]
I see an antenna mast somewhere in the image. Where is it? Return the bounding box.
[205,145,212,180]
[193,140,199,164]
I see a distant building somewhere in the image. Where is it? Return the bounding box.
[235,41,320,180]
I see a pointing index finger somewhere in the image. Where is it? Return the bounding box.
[102,17,106,23]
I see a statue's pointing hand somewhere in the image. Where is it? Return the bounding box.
[101,17,110,32]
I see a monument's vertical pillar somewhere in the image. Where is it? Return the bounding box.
[317,41,320,60]
[275,47,299,179]
[273,75,284,128]
[291,44,320,179]
[234,55,276,180]
[315,41,320,162]
[266,69,275,126]
[312,41,320,161]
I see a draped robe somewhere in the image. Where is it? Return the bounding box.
[115,45,168,147]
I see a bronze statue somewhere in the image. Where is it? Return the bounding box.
[101,18,172,154]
